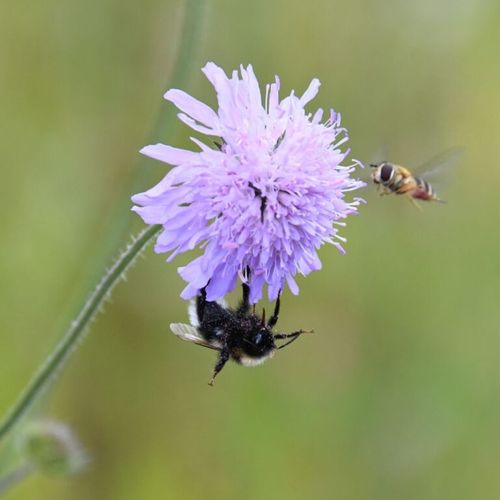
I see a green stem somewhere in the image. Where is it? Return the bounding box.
[0,0,209,446]
[103,0,208,260]
[0,0,208,449]
[0,225,161,442]
[152,0,208,140]
[0,463,34,495]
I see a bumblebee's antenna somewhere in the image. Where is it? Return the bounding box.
[261,308,266,326]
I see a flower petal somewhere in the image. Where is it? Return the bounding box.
[164,89,220,131]
[177,113,218,135]
[299,78,321,107]
[140,144,199,166]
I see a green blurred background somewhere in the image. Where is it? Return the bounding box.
[1,0,499,498]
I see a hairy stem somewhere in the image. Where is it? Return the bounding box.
[0,0,209,447]
[104,0,209,259]
[0,225,161,442]
[0,463,34,495]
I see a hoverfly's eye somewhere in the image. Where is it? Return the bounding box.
[254,333,263,345]
[380,164,393,183]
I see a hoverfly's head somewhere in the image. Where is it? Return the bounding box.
[371,161,394,185]
[370,163,381,184]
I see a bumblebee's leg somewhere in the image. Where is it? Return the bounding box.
[237,282,251,315]
[196,287,208,323]
[275,329,314,350]
[267,291,281,329]
[208,345,230,386]
[277,334,300,349]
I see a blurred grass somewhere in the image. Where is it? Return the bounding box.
[1,0,500,498]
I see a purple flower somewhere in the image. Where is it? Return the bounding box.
[132,62,365,303]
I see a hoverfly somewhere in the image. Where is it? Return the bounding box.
[170,283,312,385]
[369,149,462,208]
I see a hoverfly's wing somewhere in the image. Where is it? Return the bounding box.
[413,147,464,181]
[169,323,220,351]
[368,144,390,167]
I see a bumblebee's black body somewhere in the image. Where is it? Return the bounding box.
[196,283,277,365]
[172,283,309,385]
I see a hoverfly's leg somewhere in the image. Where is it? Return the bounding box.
[196,286,208,323]
[275,329,314,350]
[208,344,230,386]
[267,291,281,329]
[407,195,423,211]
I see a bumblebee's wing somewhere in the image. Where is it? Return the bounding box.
[169,323,220,351]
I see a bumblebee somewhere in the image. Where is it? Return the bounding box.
[170,283,312,385]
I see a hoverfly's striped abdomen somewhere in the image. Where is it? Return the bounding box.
[413,176,435,201]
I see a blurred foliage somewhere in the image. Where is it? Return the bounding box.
[1,0,500,498]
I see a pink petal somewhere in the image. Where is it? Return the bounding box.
[164,89,220,130]
[286,274,300,295]
[299,78,321,107]
[241,64,262,113]
[140,143,198,166]
[177,113,218,135]
[131,205,170,224]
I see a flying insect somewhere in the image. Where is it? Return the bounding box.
[370,161,445,206]
[369,149,462,208]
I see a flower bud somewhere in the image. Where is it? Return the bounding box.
[17,420,88,477]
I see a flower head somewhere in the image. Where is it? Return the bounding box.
[132,62,364,303]
[17,420,88,476]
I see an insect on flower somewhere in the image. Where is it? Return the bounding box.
[132,62,365,303]
[170,281,312,385]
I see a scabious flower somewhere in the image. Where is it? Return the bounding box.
[132,62,364,303]
[18,420,88,476]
